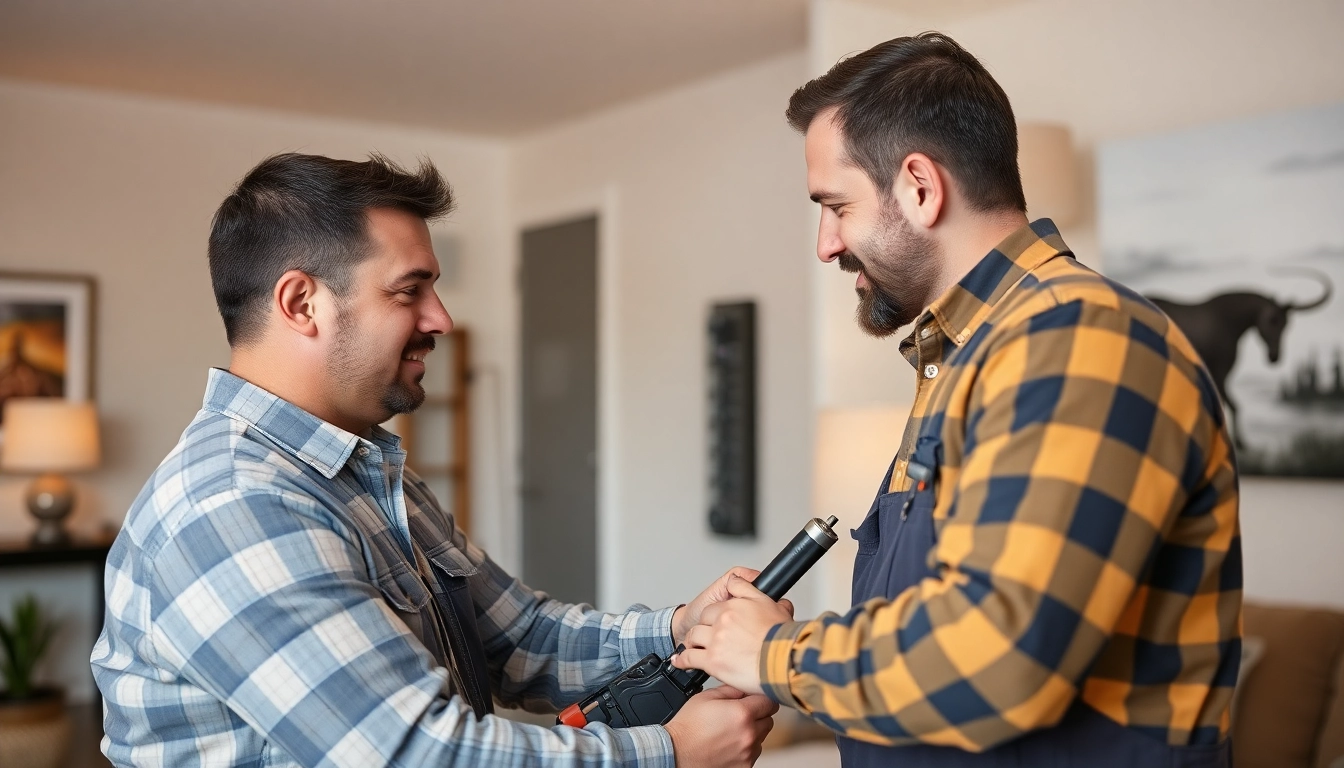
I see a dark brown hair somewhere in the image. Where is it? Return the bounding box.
[208,152,454,346]
[786,32,1026,213]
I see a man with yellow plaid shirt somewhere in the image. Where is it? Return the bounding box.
[673,32,1240,767]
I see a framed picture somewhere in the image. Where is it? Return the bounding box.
[0,272,96,436]
[1100,102,1343,478]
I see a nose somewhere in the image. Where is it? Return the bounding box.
[422,290,453,335]
[816,208,844,263]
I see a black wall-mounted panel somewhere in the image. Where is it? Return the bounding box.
[707,301,756,537]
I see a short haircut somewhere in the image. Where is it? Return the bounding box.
[208,152,454,346]
[786,32,1027,214]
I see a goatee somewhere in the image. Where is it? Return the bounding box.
[837,253,908,338]
[382,336,436,414]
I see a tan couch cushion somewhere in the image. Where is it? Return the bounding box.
[1235,602,1344,768]
[1316,650,1344,768]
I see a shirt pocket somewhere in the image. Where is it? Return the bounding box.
[376,559,433,613]
[423,542,480,580]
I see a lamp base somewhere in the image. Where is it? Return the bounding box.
[26,474,74,547]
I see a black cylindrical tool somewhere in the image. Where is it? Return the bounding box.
[557,514,841,729]
[753,515,839,600]
[670,514,839,690]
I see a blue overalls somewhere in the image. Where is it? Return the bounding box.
[838,436,1231,767]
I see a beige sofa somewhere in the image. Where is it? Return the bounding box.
[1236,602,1344,768]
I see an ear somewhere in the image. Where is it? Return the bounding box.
[893,152,946,230]
[273,269,322,339]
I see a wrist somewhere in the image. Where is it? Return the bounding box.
[759,619,807,706]
[663,720,685,768]
[671,604,687,646]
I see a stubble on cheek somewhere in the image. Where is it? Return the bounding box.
[327,313,426,420]
[849,208,942,337]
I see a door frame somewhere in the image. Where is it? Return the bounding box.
[514,185,621,611]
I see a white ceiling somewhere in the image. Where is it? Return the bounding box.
[0,0,1027,137]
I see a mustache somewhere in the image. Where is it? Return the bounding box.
[404,336,436,353]
[836,252,864,275]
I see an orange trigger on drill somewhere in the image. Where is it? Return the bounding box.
[558,702,588,728]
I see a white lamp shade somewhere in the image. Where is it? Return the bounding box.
[1,398,101,473]
[1018,123,1079,228]
[812,405,912,610]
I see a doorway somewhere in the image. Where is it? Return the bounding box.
[519,215,598,607]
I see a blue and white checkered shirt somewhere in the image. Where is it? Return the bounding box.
[92,369,677,767]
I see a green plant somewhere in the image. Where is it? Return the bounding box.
[0,595,59,700]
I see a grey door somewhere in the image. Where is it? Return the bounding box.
[520,216,598,607]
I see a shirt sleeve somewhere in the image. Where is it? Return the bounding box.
[146,486,675,768]
[759,299,1224,751]
[405,474,677,713]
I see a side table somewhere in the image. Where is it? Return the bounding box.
[0,535,115,714]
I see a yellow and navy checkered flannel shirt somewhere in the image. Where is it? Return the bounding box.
[761,219,1241,751]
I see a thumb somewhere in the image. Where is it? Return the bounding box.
[725,566,761,584]
[696,685,745,701]
[739,693,780,720]
[726,575,768,600]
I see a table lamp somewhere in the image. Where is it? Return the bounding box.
[1,398,101,546]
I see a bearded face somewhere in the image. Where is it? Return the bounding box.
[328,299,436,422]
[835,201,942,337]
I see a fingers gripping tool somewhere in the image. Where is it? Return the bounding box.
[557,515,839,728]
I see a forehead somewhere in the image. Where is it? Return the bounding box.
[363,207,439,275]
[804,109,871,197]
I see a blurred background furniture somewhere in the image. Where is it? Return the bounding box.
[0,398,101,545]
[0,537,114,708]
[1235,601,1344,768]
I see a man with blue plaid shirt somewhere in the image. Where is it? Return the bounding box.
[675,33,1241,767]
[91,153,779,767]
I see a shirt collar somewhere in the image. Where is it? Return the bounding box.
[202,368,400,479]
[921,218,1072,349]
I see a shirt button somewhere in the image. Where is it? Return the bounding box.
[356,446,370,458]
[924,364,940,379]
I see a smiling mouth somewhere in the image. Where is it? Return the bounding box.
[401,336,436,363]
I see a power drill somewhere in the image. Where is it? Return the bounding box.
[556,515,839,729]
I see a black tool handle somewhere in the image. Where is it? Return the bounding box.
[675,515,839,688]
[559,515,840,728]
[753,515,838,600]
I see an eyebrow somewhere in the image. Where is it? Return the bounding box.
[391,268,436,286]
[809,190,842,204]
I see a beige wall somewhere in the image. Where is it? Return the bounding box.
[0,78,515,699]
[510,53,819,615]
[810,0,1344,608]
